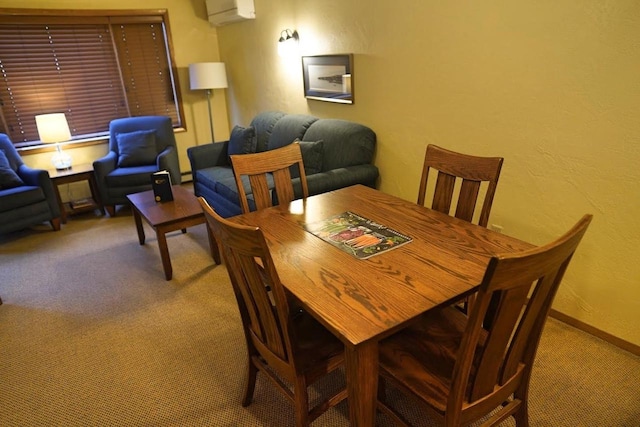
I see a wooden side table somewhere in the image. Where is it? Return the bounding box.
[49,163,104,223]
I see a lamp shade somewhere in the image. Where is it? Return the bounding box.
[35,113,71,143]
[188,62,228,90]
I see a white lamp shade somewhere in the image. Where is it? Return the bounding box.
[35,113,71,143]
[189,62,228,90]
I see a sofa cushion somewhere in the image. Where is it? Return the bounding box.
[290,139,324,179]
[116,130,158,167]
[195,166,272,212]
[250,111,286,152]
[267,114,318,151]
[227,125,257,160]
[303,119,376,171]
[300,140,324,175]
[0,149,24,190]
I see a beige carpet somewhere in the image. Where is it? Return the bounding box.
[1,207,639,426]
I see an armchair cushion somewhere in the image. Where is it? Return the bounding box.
[116,130,158,167]
[105,165,158,187]
[0,186,45,212]
[0,150,24,189]
[227,125,257,160]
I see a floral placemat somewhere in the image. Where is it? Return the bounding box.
[304,211,412,259]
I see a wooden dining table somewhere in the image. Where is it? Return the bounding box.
[231,184,534,426]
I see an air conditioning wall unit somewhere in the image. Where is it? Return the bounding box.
[206,0,255,27]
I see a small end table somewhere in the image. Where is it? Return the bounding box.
[127,185,221,280]
[49,163,104,223]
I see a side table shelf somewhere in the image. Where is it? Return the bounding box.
[49,163,104,223]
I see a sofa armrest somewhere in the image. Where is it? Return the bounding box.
[187,141,230,171]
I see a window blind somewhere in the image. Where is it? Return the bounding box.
[0,10,183,148]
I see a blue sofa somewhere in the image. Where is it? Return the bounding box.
[0,134,61,234]
[187,111,379,217]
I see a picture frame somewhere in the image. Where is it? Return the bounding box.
[302,54,353,104]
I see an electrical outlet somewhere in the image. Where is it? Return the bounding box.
[490,224,503,233]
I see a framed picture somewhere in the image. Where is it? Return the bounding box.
[302,54,353,104]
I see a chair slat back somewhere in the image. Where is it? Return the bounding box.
[451,215,592,406]
[418,144,503,227]
[231,142,309,214]
[199,197,294,366]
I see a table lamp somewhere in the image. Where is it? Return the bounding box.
[35,113,73,170]
[188,62,228,143]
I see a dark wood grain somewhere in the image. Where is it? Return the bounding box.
[49,163,104,223]
[199,197,346,426]
[127,186,221,280]
[230,141,308,214]
[377,214,592,426]
[231,184,534,426]
[417,144,503,227]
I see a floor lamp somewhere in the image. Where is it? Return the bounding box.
[188,62,228,143]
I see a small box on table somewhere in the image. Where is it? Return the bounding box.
[151,170,173,202]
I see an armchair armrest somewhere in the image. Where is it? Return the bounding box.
[17,164,61,217]
[17,164,46,187]
[93,151,118,201]
[93,151,118,179]
[157,145,181,185]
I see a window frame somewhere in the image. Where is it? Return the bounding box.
[0,8,186,154]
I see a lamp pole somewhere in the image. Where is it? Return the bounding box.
[206,89,215,143]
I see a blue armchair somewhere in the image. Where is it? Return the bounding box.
[0,134,61,235]
[93,116,181,217]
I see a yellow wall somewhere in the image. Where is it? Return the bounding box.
[5,1,638,346]
[1,0,230,178]
[217,1,640,345]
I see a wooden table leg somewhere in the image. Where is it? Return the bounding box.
[132,209,145,245]
[156,229,173,280]
[52,182,67,224]
[345,340,378,427]
[88,172,105,215]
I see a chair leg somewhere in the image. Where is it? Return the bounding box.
[50,217,61,231]
[514,399,529,427]
[105,205,116,217]
[293,376,310,427]
[514,382,530,427]
[242,358,258,407]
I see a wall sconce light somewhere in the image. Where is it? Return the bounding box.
[278,29,299,57]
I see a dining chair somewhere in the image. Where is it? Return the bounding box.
[417,144,503,227]
[230,141,309,214]
[198,197,347,427]
[377,214,592,427]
